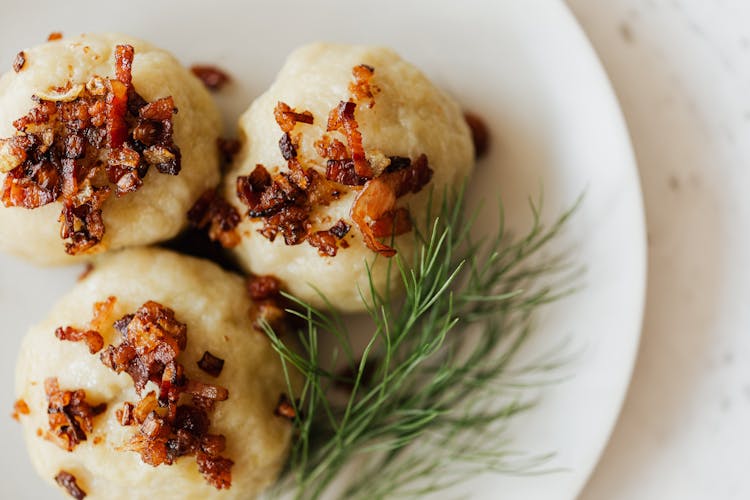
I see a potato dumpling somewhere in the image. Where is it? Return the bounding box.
[15,248,298,499]
[0,33,222,264]
[221,43,474,312]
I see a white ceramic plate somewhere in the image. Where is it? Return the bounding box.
[0,0,645,498]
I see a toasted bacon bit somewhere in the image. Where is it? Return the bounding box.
[54,471,86,499]
[94,300,233,489]
[116,402,135,426]
[187,189,241,248]
[90,295,117,331]
[246,274,281,301]
[114,45,134,86]
[464,112,489,158]
[13,51,26,73]
[217,137,241,166]
[314,135,348,161]
[307,230,338,256]
[190,65,231,91]
[12,399,30,421]
[369,206,412,238]
[197,351,225,378]
[349,64,377,108]
[307,220,351,257]
[274,394,297,420]
[278,132,296,161]
[325,158,367,186]
[55,327,104,354]
[327,101,372,178]
[197,453,234,490]
[47,32,63,42]
[351,154,433,256]
[273,102,314,133]
[329,219,350,239]
[44,377,106,452]
[0,44,182,254]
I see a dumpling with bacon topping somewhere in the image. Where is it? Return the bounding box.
[0,33,221,264]
[14,248,298,499]
[218,43,474,312]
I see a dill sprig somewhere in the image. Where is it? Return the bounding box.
[263,188,580,499]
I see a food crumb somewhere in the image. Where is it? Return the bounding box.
[11,399,30,421]
[12,51,26,72]
[191,65,231,91]
[54,470,86,499]
[47,32,63,41]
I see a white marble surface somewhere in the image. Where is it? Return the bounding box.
[566,1,750,498]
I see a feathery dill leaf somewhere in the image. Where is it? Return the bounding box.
[263,188,581,499]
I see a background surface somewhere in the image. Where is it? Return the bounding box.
[569,1,750,498]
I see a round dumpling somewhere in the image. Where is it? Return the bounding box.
[221,43,474,312]
[0,33,222,264]
[14,248,298,499]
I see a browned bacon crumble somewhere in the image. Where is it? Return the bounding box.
[273,393,296,421]
[54,470,87,499]
[44,377,106,452]
[187,189,241,248]
[190,65,231,91]
[234,65,433,258]
[348,64,378,108]
[0,44,181,255]
[96,300,233,489]
[246,274,281,301]
[197,351,225,378]
[217,137,241,167]
[12,51,26,73]
[11,398,30,421]
[47,32,63,42]
[55,326,104,354]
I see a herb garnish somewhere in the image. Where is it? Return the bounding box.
[264,188,580,499]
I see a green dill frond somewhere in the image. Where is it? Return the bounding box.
[265,188,582,499]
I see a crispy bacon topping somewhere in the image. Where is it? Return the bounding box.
[464,112,489,158]
[54,471,87,499]
[314,135,348,161]
[187,189,241,248]
[197,352,225,377]
[55,327,104,354]
[0,44,181,254]
[190,65,231,91]
[348,64,377,107]
[327,101,372,178]
[246,274,282,301]
[217,137,241,166]
[13,51,26,73]
[12,399,30,421]
[273,102,314,133]
[274,393,296,420]
[54,296,115,353]
[47,32,63,42]
[235,64,434,258]
[307,219,351,257]
[351,154,433,256]
[44,377,106,452]
[92,300,233,490]
[197,453,234,490]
